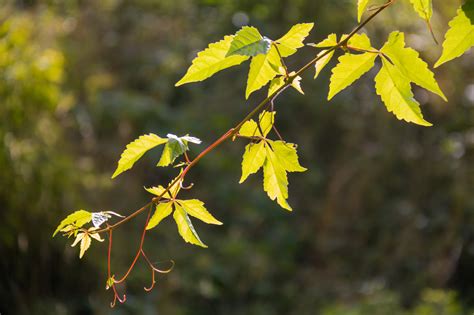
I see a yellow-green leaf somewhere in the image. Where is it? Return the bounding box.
[263,144,291,211]
[177,199,222,225]
[53,210,92,237]
[310,33,337,48]
[173,204,207,248]
[226,26,271,57]
[276,23,314,57]
[268,76,285,97]
[270,140,307,172]
[176,35,249,86]
[239,119,260,137]
[435,4,474,68]
[145,185,172,199]
[112,134,167,179]
[258,110,275,137]
[358,0,371,22]
[146,202,173,230]
[381,31,446,101]
[314,50,335,79]
[328,52,377,100]
[375,58,432,126]
[409,0,432,21]
[240,141,266,183]
[347,33,374,50]
[246,45,282,99]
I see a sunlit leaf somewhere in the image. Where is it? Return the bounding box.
[112,134,167,179]
[177,199,222,225]
[146,202,173,230]
[263,144,291,211]
[346,33,374,50]
[375,58,432,126]
[53,210,92,237]
[240,141,266,183]
[328,52,377,100]
[381,31,446,100]
[276,23,314,57]
[435,3,474,68]
[173,204,207,248]
[310,34,338,79]
[409,0,433,22]
[176,35,249,86]
[268,76,285,96]
[358,0,371,22]
[271,141,307,172]
[246,45,282,99]
[226,26,271,57]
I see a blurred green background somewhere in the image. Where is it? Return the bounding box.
[1,0,474,314]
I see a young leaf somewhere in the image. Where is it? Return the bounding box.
[328,52,377,100]
[375,58,432,126]
[346,33,374,50]
[226,26,271,57]
[263,144,291,211]
[239,119,261,137]
[71,227,104,259]
[53,210,92,237]
[268,76,285,96]
[276,23,314,57]
[435,3,474,68]
[175,35,249,86]
[381,31,446,101]
[246,46,282,99]
[240,141,266,183]
[270,141,307,172]
[145,185,172,199]
[112,134,167,179]
[173,204,207,248]
[238,110,275,137]
[146,202,173,230]
[310,34,338,79]
[409,0,433,22]
[177,199,222,225]
[157,134,201,167]
[358,0,371,22]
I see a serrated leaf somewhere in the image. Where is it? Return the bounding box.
[177,199,222,225]
[173,204,207,248]
[226,26,271,57]
[238,111,275,137]
[53,210,92,237]
[435,4,474,68]
[375,58,432,126]
[314,50,335,79]
[270,140,307,172]
[176,35,249,86]
[71,227,103,259]
[240,141,266,183]
[328,52,377,100]
[276,23,314,57]
[239,119,260,137]
[112,134,167,179]
[291,76,304,94]
[146,202,173,230]
[258,110,275,137]
[263,144,291,211]
[358,0,371,22]
[409,0,432,21]
[246,45,282,99]
[157,139,185,167]
[381,31,446,101]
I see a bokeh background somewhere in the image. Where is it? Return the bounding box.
[1,0,474,314]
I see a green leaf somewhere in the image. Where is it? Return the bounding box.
[238,110,275,137]
[112,133,167,179]
[381,31,446,101]
[173,204,207,248]
[270,141,307,172]
[157,139,185,167]
[246,45,282,99]
[258,110,275,137]
[239,119,260,137]
[358,0,371,22]
[177,199,222,225]
[435,4,474,68]
[226,26,271,57]
[175,35,249,86]
[145,185,172,199]
[240,141,266,183]
[146,202,173,230]
[375,58,432,126]
[314,50,335,79]
[53,210,92,237]
[263,144,291,211]
[409,0,432,21]
[328,52,377,100]
[276,23,314,57]
[347,33,374,50]
[310,34,338,79]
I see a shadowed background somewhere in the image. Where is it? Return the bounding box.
[1,0,474,314]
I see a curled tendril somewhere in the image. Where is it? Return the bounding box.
[110,284,126,308]
[180,181,194,190]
